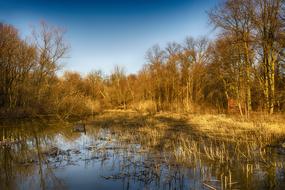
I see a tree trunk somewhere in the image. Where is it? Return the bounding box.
[244,41,252,117]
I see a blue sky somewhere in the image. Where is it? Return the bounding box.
[0,0,219,75]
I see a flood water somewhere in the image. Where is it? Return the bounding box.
[0,115,285,190]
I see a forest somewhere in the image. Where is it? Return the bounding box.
[1,0,285,119]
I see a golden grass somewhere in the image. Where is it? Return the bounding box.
[191,113,285,129]
[90,110,285,166]
[187,114,285,143]
[85,111,285,189]
[151,112,285,143]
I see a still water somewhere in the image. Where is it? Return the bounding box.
[0,117,284,190]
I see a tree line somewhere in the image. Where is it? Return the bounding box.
[0,0,285,118]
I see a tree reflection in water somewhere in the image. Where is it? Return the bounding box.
[0,117,284,190]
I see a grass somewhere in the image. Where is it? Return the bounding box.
[87,110,285,189]
[90,110,285,164]
[188,113,285,140]
[2,110,284,189]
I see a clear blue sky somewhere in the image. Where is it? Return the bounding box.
[0,0,219,75]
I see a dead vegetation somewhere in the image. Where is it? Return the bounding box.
[1,110,284,189]
[83,110,285,189]
[91,111,285,164]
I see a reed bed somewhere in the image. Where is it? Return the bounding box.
[89,110,285,189]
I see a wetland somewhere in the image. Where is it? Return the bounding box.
[1,111,285,190]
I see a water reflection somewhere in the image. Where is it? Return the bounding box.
[0,118,284,190]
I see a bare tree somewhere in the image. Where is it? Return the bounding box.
[252,0,283,114]
[209,0,256,116]
[32,21,69,102]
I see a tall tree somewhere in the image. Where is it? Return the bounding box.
[209,0,254,116]
[32,21,68,103]
[0,23,36,109]
[253,0,283,114]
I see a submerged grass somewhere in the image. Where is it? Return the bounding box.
[87,110,285,189]
[1,110,284,189]
[91,110,285,169]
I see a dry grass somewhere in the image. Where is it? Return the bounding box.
[81,111,283,189]
[131,100,157,115]
[2,110,284,190]
[187,114,285,143]
[91,110,285,166]
[86,110,285,190]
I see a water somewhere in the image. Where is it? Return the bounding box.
[0,116,284,190]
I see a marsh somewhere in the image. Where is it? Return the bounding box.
[1,0,285,189]
[1,111,284,190]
